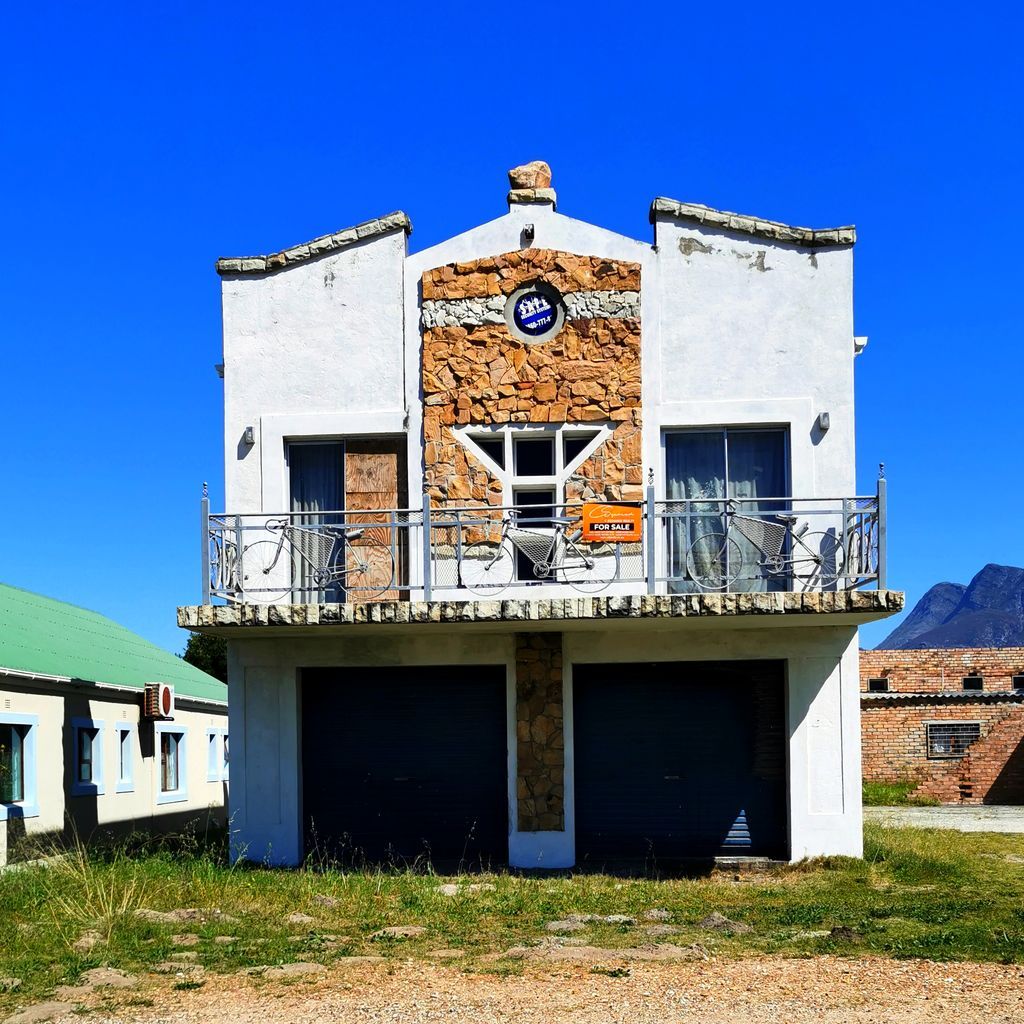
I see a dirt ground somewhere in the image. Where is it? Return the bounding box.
[33,956,1024,1024]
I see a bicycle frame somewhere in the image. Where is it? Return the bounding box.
[495,516,593,580]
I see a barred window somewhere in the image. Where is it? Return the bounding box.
[927,722,981,759]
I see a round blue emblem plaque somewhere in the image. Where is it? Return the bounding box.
[505,282,564,343]
[513,291,556,336]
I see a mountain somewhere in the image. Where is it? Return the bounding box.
[878,564,1024,649]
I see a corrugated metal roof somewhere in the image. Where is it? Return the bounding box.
[861,690,1023,704]
[0,583,225,704]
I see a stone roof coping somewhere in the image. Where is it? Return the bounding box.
[507,187,557,209]
[650,198,856,247]
[215,211,412,276]
[179,589,903,631]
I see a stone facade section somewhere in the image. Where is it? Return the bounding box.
[515,633,564,831]
[422,249,642,511]
[422,250,640,301]
[420,290,640,330]
[179,589,904,629]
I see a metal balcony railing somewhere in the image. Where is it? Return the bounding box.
[200,479,886,605]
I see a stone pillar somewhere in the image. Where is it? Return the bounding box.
[515,633,564,831]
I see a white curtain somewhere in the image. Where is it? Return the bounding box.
[666,430,787,592]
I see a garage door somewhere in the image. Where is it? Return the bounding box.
[573,661,787,863]
[301,666,508,867]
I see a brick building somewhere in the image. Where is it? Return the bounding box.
[860,647,1024,803]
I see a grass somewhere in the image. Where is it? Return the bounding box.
[863,780,942,806]
[1,824,1023,1013]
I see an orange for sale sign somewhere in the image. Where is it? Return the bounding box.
[581,503,643,543]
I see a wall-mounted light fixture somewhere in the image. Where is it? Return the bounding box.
[817,412,831,433]
[243,425,256,446]
[523,223,535,242]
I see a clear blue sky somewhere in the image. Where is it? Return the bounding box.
[2,3,1021,653]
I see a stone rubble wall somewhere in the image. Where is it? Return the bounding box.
[420,291,640,330]
[421,249,643,511]
[515,633,564,831]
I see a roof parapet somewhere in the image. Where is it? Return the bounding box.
[650,197,855,247]
[216,211,412,276]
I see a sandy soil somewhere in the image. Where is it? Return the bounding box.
[36,956,1024,1024]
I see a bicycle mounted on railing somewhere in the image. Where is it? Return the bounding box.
[684,499,845,591]
[221,516,396,602]
[457,509,615,594]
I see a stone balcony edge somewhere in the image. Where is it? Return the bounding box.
[178,589,904,630]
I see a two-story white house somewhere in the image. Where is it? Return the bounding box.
[179,162,902,870]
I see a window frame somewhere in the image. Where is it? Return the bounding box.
[1013,674,1024,693]
[0,713,39,820]
[206,727,229,783]
[114,722,134,794]
[962,674,984,692]
[71,718,105,797]
[454,423,613,507]
[662,426,792,502]
[867,677,889,693]
[155,724,188,805]
[926,721,982,759]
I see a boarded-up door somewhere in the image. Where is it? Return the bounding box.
[344,440,406,600]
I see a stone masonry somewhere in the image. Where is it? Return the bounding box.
[515,633,564,831]
[421,249,642,510]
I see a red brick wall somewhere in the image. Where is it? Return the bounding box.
[860,647,1024,693]
[860,646,1024,803]
[860,701,1020,802]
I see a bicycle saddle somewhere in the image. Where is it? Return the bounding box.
[549,516,575,525]
[775,514,799,525]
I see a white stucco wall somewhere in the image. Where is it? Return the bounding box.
[220,229,408,511]
[649,217,856,499]
[226,622,862,868]
[0,678,227,855]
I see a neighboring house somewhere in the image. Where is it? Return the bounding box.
[179,161,902,869]
[0,584,228,866]
[861,647,1024,803]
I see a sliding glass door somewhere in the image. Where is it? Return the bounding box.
[288,441,345,601]
[665,429,789,592]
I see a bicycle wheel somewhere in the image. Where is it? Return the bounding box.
[238,539,293,603]
[792,532,846,590]
[343,539,397,599]
[685,532,744,591]
[559,541,616,594]
[459,541,515,595]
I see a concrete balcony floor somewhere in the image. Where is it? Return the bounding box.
[179,589,904,635]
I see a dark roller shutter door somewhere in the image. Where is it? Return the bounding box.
[302,666,508,868]
[573,661,787,863]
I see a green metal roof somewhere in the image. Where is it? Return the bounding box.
[0,583,226,704]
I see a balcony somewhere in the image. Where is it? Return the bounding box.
[180,481,901,630]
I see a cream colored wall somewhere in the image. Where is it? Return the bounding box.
[1,677,227,845]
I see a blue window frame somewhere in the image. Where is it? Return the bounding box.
[0,714,39,820]
[71,718,104,797]
[156,725,187,805]
[206,727,230,783]
[115,723,134,794]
